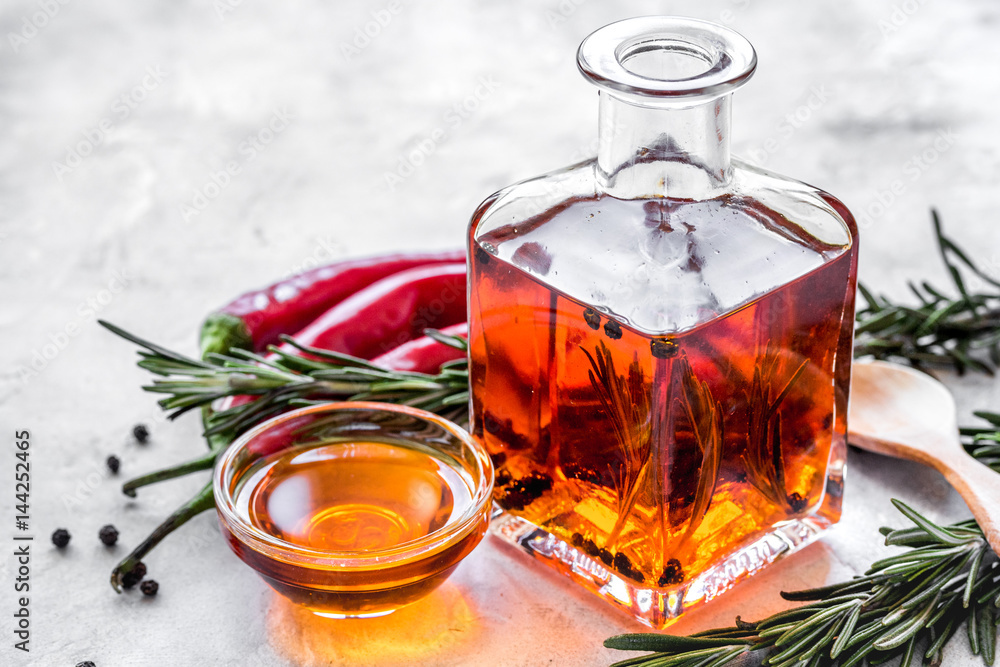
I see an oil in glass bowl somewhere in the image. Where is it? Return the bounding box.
[215,403,493,618]
[243,441,473,553]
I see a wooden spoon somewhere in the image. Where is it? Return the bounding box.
[848,360,1000,552]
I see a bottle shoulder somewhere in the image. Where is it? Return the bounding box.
[470,160,858,334]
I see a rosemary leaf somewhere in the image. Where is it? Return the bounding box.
[603,502,999,667]
[854,211,1000,375]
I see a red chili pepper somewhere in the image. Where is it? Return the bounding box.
[277,263,467,360]
[200,250,465,357]
[246,414,316,457]
[224,323,469,414]
[370,322,468,373]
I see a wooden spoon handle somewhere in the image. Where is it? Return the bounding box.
[942,455,1000,554]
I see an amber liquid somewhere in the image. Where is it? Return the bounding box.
[469,203,856,590]
[227,440,486,617]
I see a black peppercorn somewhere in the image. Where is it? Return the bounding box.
[650,337,679,359]
[474,245,492,265]
[51,528,71,548]
[580,537,601,558]
[613,552,633,574]
[495,471,552,511]
[611,552,645,583]
[787,492,808,513]
[76,662,96,667]
[132,424,149,443]
[105,455,120,474]
[98,525,119,547]
[603,320,622,340]
[494,467,512,488]
[583,308,601,330]
[121,561,147,589]
[563,463,605,486]
[658,558,685,586]
[140,580,159,597]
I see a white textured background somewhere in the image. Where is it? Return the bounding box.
[2,0,1000,665]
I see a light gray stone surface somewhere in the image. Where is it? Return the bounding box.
[2,0,999,665]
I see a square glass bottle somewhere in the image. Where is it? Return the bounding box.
[467,17,859,627]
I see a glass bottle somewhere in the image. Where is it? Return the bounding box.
[467,17,858,627]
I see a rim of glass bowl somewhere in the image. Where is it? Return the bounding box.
[213,401,494,569]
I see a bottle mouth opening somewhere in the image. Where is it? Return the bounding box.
[578,16,757,101]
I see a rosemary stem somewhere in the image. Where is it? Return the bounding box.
[121,448,221,497]
[110,482,216,593]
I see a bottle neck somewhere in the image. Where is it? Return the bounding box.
[596,91,732,200]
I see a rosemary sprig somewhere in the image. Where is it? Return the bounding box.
[583,342,652,547]
[743,338,808,512]
[676,354,724,546]
[605,500,1000,667]
[960,411,1000,475]
[99,320,470,444]
[854,210,1000,375]
[97,320,470,589]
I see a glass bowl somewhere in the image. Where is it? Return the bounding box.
[213,401,493,618]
